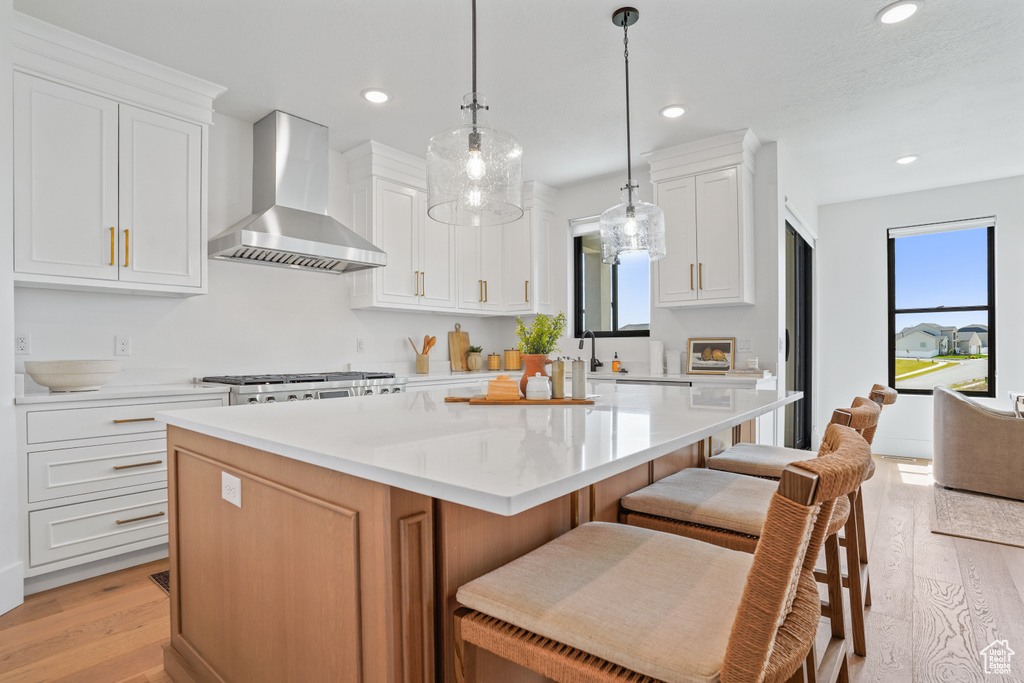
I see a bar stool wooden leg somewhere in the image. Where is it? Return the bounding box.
[823,533,846,642]
[853,487,871,606]
[454,608,476,683]
[844,495,868,656]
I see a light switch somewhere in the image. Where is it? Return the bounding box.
[221,472,242,508]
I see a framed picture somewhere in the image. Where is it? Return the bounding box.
[686,337,735,374]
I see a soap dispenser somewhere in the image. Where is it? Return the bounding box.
[612,353,621,373]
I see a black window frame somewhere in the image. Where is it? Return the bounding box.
[572,234,650,339]
[886,223,995,397]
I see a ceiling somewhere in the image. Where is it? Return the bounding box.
[15,0,1024,205]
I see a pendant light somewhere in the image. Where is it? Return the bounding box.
[426,0,523,227]
[599,7,666,264]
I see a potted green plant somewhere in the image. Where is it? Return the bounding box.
[466,345,484,372]
[514,312,567,394]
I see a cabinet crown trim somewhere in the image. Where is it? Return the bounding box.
[13,12,224,126]
[344,140,427,189]
[644,129,761,183]
[523,181,558,213]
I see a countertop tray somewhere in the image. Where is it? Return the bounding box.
[444,395,595,406]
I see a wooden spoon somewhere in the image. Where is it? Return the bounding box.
[423,335,431,355]
[426,336,437,354]
[408,337,420,355]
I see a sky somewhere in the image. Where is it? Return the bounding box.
[616,251,650,328]
[893,227,989,330]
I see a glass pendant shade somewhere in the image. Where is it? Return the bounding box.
[600,185,666,263]
[427,93,524,227]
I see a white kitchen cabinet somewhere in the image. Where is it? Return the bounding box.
[12,15,223,296]
[646,130,759,308]
[503,213,533,313]
[503,182,557,315]
[16,388,227,592]
[347,143,457,312]
[456,225,503,313]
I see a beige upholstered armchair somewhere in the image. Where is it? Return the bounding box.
[933,385,1024,501]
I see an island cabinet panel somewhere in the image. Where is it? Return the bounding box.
[164,427,434,683]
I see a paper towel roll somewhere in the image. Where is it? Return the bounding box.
[649,340,665,375]
[666,351,682,375]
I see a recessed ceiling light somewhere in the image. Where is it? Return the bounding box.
[877,1,920,24]
[895,155,919,165]
[362,89,391,104]
[660,105,686,118]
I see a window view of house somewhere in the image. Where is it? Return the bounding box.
[573,227,650,337]
[888,224,994,395]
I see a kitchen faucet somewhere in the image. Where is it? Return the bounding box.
[579,330,603,373]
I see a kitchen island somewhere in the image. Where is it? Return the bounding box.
[158,384,799,683]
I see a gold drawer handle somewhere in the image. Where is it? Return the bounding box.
[110,227,116,266]
[112,417,156,424]
[116,511,165,525]
[525,279,529,303]
[113,460,163,470]
[124,229,129,268]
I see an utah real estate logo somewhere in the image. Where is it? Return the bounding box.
[980,640,1015,676]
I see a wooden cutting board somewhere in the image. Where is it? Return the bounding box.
[448,323,469,371]
[444,395,595,406]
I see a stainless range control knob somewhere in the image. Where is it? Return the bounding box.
[364,389,374,395]
[264,396,276,403]
[392,387,402,393]
[380,388,390,394]
[247,397,259,404]
[287,395,299,402]
[303,394,315,400]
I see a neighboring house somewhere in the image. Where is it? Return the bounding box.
[957,324,989,350]
[956,331,983,355]
[896,329,947,358]
[898,323,956,350]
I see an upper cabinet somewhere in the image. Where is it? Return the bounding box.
[645,130,759,308]
[347,142,457,312]
[11,13,224,296]
[347,142,556,317]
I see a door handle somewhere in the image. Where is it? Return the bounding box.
[113,460,163,470]
[116,511,165,525]
[525,280,529,303]
[484,280,488,303]
[123,229,129,268]
[698,263,703,290]
[421,271,425,297]
[479,280,483,302]
[414,271,420,296]
[110,227,116,266]
[690,264,694,291]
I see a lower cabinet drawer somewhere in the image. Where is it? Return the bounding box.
[29,489,168,567]
[26,397,225,444]
[28,438,168,503]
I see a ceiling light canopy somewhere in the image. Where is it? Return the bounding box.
[895,154,919,164]
[877,1,920,24]
[600,7,666,264]
[426,0,523,227]
[660,105,686,118]
[362,89,391,104]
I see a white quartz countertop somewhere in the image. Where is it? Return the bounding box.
[16,383,230,405]
[585,372,774,385]
[160,385,800,516]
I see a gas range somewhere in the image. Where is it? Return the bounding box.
[201,371,407,405]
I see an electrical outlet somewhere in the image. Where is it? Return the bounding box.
[15,333,31,355]
[356,338,365,353]
[221,472,242,508]
[738,339,750,351]
[115,335,131,356]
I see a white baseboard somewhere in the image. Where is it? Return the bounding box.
[0,560,25,616]
[873,436,933,460]
[24,544,167,596]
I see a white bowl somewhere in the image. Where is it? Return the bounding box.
[24,360,122,392]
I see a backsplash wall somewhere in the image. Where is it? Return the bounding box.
[13,113,516,381]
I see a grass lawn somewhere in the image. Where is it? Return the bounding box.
[894,358,958,377]
[937,355,988,360]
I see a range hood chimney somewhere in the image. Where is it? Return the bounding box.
[209,111,387,273]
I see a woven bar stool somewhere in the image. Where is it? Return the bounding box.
[705,383,897,657]
[454,424,873,683]
[619,398,880,660]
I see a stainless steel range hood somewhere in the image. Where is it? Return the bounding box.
[209,111,386,273]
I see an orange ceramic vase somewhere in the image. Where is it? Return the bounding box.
[520,354,551,396]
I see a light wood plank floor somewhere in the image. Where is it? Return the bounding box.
[1,457,1021,682]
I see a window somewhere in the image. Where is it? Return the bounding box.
[571,217,650,338]
[887,218,995,396]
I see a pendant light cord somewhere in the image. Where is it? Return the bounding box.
[623,16,634,208]
[471,0,479,127]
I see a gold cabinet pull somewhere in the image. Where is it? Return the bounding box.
[112,417,156,424]
[690,264,694,290]
[421,271,425,297]
[113,460,163,470]
[525,280,529,303]
[123,229,129,268]
[414,270,420,296]
[110,227,116,266]
[479,280,483,302]
[699,263,703,290]
[116,511,165,525]
[484,280,488,303]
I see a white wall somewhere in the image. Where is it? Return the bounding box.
[549,145,784,384]
[1,0,25,616]
[14,114,516,383]
[817,175,1024,458]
